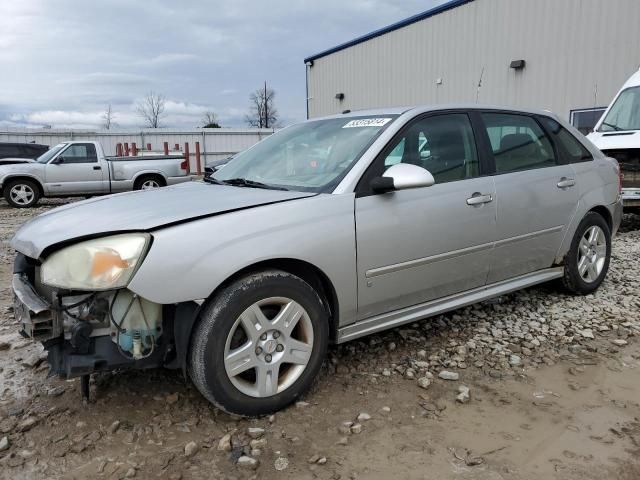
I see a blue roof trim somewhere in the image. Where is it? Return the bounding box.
[304,0,475,63]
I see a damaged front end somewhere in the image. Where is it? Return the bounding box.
[12,253,194,379]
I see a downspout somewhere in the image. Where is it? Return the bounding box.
[305,63,310,120]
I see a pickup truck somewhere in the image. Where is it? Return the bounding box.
[0,141,190,207]
[587,68,640,210]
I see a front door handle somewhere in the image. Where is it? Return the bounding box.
[93,166,101,170]
[557,177,575,188]
[466,193,493,206]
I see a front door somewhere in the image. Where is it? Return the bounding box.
[45,143,107,194]
[478,112,579,283]
[354,112,497,320]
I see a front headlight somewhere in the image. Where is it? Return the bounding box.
[41,233,151,290]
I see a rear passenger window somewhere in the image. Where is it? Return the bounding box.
[482,113,556,173]
[538,117,593,163]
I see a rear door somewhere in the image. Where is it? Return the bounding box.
[479,112,578,283]
[354,112,497,320]
[44,143,107,194]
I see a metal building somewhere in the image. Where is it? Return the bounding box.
[304,0,640,133]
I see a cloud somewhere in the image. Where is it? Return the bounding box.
[0,0,445,128]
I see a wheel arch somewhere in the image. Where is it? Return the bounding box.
[1,175,44,197]
[133,171,167,188]
[587,205,613,232]
[208,258,340,342]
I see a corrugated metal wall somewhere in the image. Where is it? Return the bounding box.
[0,128,273,169]
[307,0,640,120]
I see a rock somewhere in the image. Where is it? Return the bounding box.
[0,436,9,452]
[380,406,391,414]
[382,368,391,377]
[250,438,267,450]
[438,370,459,381]
[388,342,397,351]
[166,392,179,405]
[274,456,289,471]
[184,441,199,457]
[108,420,120,434]
[125,467,136,478]
[46,386,65,397]
[218,433,232,452]
[21,353,42,368]
[295,401,310,408]
[336,436,348,446]
[456,385,470,404]
[612,339,628,346]
[509,355,522,366]
[350,423,363,434]
[339,421,353,435]
[357,412,371,422]
[580,329,595,339]
[237,455,259,470]
[308,454,321,464]
[0,342,10,351]
[75,421,87,428]
[417,377,431,389]
[317,456,328,465]
[17,417,38,432]
[247,427,265,439]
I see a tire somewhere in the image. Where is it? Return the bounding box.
[562,212,611,295]
[134,175,164,190]
[4,179,40,208]
[188,269,329,416]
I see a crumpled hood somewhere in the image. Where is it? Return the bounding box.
[11,181,316,259]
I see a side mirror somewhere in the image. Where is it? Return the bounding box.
[51,157,64,164]
[370,163,435,193]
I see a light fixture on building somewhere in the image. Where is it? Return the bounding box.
[335,93,345,100]
[510,59,526,70]
[305,60,314,67]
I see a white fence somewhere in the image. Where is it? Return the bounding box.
[0,128,274,170]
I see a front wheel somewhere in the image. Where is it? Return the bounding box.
[562,212,611,295]
[188,270,329,416]
[4,179,40,208]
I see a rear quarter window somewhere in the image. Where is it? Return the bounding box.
[538,117,593,164]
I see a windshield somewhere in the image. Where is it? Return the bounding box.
[36,143,67,164]
[213,116,397,192]
[599,86,640,132]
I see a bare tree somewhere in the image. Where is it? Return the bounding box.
[245,82,278,128]
[136,91,166,128]
[202,111,221,128]
[102,103,115,130]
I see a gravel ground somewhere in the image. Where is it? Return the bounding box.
[1,199,639,480]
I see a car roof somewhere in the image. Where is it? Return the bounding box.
[0,142,48,147]
[311,104,560,122]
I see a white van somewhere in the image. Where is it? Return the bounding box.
[588,68,640,209]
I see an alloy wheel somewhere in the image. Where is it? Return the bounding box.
[9,184,35,206]
[577,225,607,283]
[141,179,160,189]
[223,297,314,398]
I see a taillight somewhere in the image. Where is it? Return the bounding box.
[610,157,622,194]
[180,159,190,173]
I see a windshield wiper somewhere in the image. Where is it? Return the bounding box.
[204,177,288,191]
[601,121,623,132]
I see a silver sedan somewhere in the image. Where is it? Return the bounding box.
[11,105,622,416]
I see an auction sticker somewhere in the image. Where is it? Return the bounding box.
[343,118,392,128]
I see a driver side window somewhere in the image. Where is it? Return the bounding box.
[59,144,98,164]
[382,113,479,184]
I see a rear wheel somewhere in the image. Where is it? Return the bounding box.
[562,212,611,295]
[188,270,328,416]
[4,179,40,208]
[134,175,164,190]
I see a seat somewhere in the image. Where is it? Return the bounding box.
[497,133,543,172]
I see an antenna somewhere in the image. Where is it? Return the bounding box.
[476,67,485,104]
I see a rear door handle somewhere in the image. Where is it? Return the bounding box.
[93,166,101,170]
[466,193,493,206]
[557,177,575,188]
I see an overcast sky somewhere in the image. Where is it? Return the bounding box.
[0,0,445,129]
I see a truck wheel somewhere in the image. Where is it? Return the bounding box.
[188,269,329,416]
[4,179,40,208]
[562,212,611,295]
[134,175,165,190]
